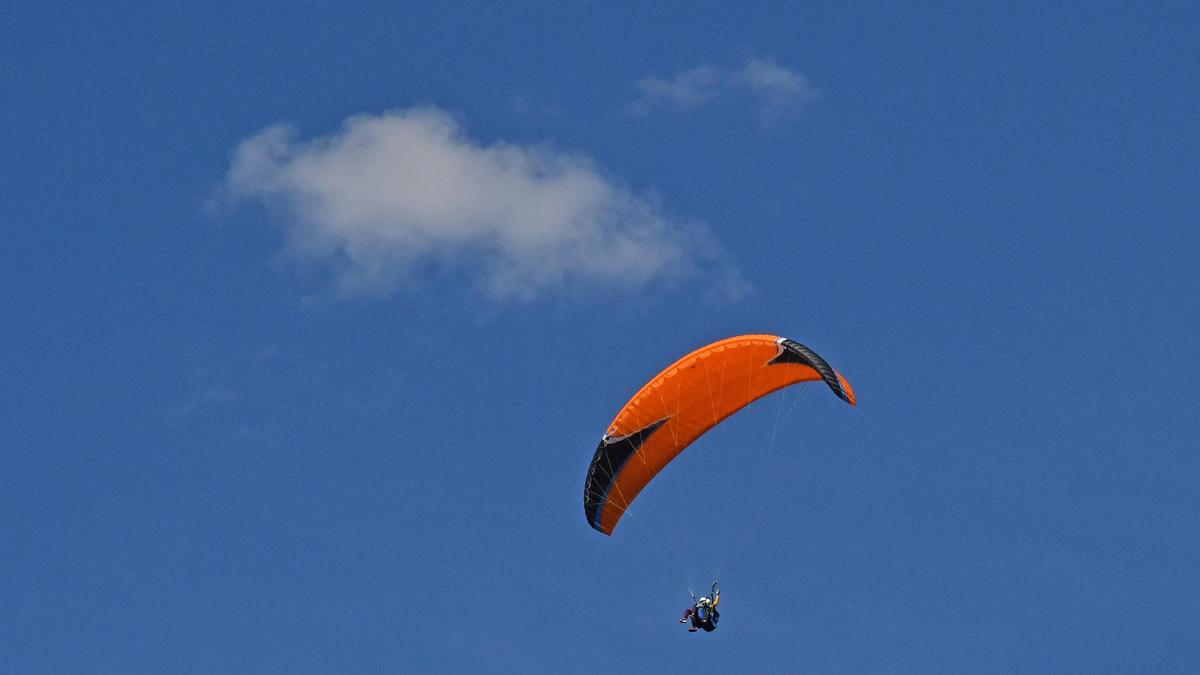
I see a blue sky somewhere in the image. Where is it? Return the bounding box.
[3,1,1198,672]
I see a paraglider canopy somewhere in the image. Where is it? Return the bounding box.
[583,334,855,535]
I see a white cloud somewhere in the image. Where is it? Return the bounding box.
[632,58,819,121]
[223,107,739,300]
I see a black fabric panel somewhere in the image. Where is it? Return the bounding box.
[582,417,669,532]
[769,338,853,404]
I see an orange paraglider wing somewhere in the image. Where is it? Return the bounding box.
[583,334,855,535]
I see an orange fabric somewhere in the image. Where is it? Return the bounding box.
[597,334,853,534]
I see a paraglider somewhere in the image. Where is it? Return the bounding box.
[680,582,721,632]
[581,334,855,630]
